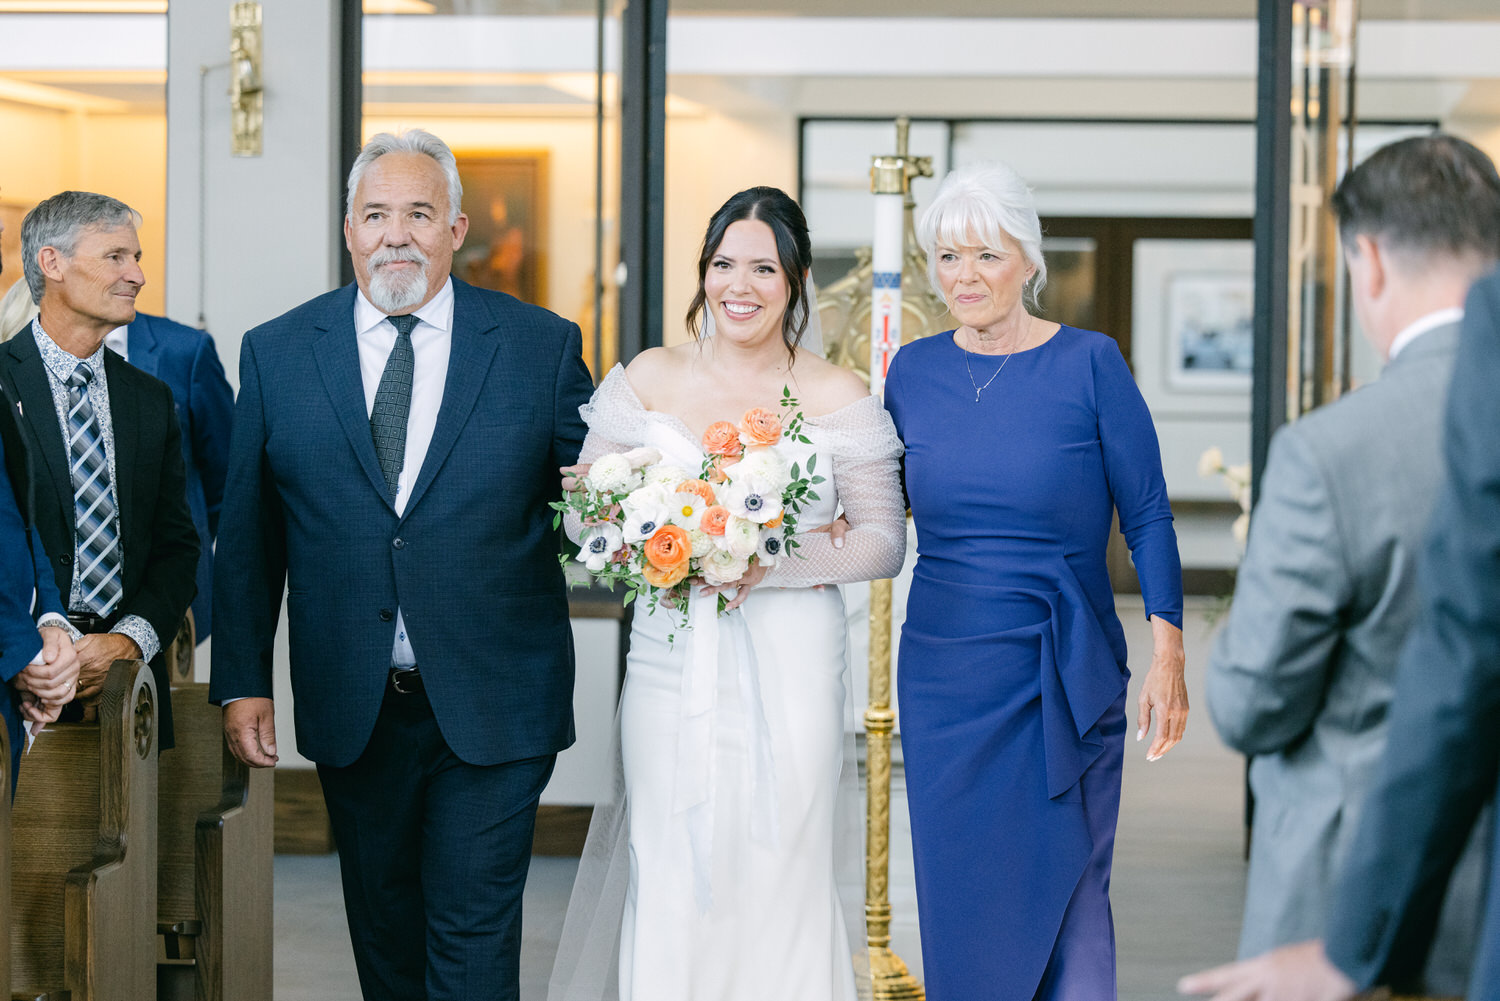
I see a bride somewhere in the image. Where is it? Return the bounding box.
[548,186,906,1000]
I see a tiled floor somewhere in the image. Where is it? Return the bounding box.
[273,597,1249,1000]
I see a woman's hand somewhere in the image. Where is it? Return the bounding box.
[808,515,850,549]
[700,561,770,612]
[560,463,591,493]
[1137,615,1188,761]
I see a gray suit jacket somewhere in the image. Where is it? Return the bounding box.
[1205,322,1489,991]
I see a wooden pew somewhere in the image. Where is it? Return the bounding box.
[9,660,158,1001]
[155,614,274,1001]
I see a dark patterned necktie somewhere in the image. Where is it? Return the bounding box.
[370,314,417,501]
[66,362,124,615]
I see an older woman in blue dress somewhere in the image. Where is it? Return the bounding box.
[883,161,1189,999]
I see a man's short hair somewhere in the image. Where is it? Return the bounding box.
[1331,133,1500,267]
[345,129,463,225]
[20,191,140,305]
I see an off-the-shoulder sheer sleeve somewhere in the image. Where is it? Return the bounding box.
[566,366,645,543]
[763,394,907,588]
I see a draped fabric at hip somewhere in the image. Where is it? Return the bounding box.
[66,362,123,615]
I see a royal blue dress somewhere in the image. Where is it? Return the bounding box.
[884,326,1182,1000]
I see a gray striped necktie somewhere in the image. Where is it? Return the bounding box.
[66,362,124,615]
[370,314,417,501]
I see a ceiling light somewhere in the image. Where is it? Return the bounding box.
[363,0,436,13]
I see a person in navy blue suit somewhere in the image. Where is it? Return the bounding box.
[0,247,79,791]
[210,130,594,1001]
[106,313,233,641]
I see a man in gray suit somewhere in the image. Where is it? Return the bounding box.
[1200,133,1500,996]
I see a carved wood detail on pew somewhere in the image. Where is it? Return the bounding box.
[9,660,158,1001]
[156,612,274,1001]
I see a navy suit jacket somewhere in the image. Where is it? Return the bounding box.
[0,329,200,751]
[0,374,67,788]
[123,313,234,639]
[209,279,595,768]
[1325,268,1500,998]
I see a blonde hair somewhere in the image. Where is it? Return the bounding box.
[917,161,1047,310]
[0,277,39,342]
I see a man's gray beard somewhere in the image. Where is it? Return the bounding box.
[367,261,429,314]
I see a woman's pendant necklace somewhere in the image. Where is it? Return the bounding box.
[964,347,1011,402]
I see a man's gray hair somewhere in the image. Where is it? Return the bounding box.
[345,129,464,225]
[21,190,140,305]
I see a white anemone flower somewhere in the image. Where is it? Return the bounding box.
[719,516,761,559]
[576,523,625,572]
[756,529,786,566]
[732,446,792,494]
[621,507,668,544]
[587,453,641,494]
[700,547,750,586]
[720,478,784,525]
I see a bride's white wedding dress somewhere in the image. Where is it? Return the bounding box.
[549,366,905,1001]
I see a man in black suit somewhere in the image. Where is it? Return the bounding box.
[212,130,594,1000]
[1180,267,1500,999]
[0,191,198,750]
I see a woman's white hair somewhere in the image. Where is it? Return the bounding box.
[345,129,464,224]
[917,160,1047,310]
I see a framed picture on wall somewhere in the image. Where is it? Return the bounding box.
[1132,237,1255,414]
[1164,270,1253,390]
[452,151,549,309]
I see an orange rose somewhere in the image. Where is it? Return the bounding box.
[763,510,784,530]
[702,421,744,458]
[643,524,691,573]
[739,407,783,447]
[643,562,691,588]
[700,505,731,536]
[675,479,718,507]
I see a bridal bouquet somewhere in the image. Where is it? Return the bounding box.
[553,389,825,617]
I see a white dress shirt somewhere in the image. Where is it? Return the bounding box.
[1388,307,1463,362]
[353,279,455,668]
[103,324,129,362]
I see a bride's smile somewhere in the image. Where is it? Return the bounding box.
[705,218,788,347]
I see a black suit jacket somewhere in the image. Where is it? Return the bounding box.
[0,327,200,749]
[1325,268,1500,998]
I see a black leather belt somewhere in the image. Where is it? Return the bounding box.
[68,610,122,634]
[388,667,424,695]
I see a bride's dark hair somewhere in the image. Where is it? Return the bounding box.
[686,186,812,363]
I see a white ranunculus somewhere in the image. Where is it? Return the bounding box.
[1196,446,1225,480]
[756,529,785,566]
[720,478,784,525]
[700,547,750,586]
[620,446,662,470]
[576,523,625,572]
[732,446,792,493]
[687,528,715,558]
[588,453,641,494]
[719,516,761,558]
[643,463,691,489]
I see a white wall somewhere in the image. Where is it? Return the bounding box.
[166,0,342,766]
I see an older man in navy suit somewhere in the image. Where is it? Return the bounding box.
[211,129,594,1001]
[105,313,233,640]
